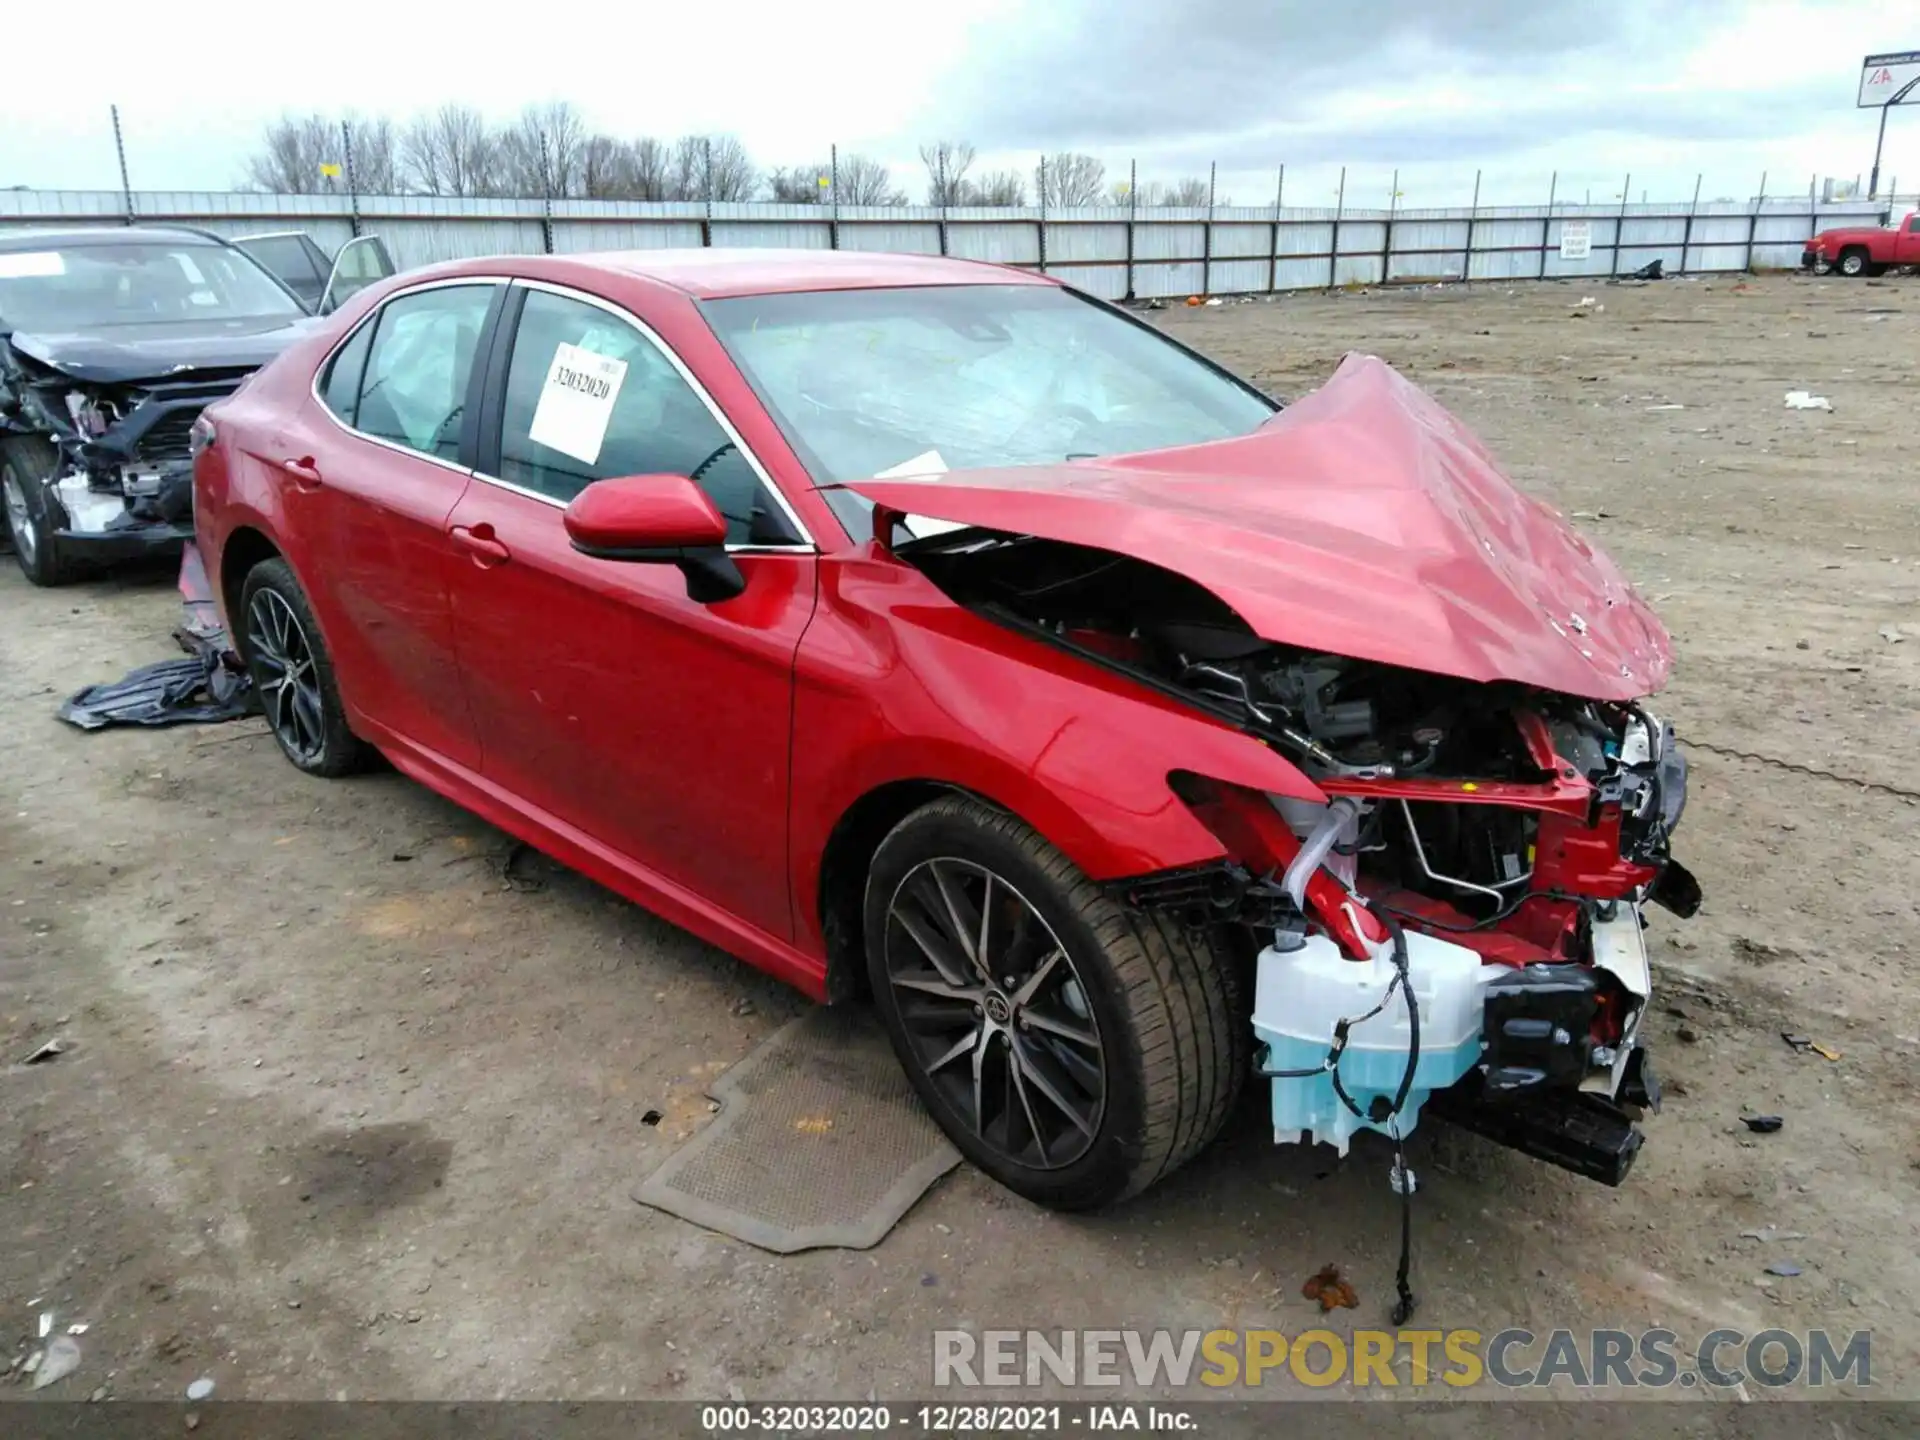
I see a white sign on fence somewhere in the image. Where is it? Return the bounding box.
[1859,50,1920,107]
[1559,220,1592,261]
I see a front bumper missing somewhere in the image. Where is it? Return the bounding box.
[1254,903,1663,1187]
[55,519,195,562]
[1431,905,1658,1186]
[50,462,195,561]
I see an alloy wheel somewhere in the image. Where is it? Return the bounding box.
[246,588,326,763]
[2,469,36,566]
[883,857,1106,1169]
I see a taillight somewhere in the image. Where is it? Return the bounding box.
[189,414,217,459]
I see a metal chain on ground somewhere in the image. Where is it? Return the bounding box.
[1683,738,1920,802]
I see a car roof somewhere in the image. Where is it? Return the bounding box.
[0,224,228,251]
[576,247,1055,299]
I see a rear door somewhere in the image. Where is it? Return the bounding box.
[279,279,503,770]
[441,280,817,941]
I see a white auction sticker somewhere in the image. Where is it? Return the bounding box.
[0,251,65,278]
[527,342,628,466]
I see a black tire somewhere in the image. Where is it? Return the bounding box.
[1838,248,1869,277]
[1,435,81,587]
[864,794,1247,1210]
[237,557,370,778]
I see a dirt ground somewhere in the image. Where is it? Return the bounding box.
[2,273,1916,1415]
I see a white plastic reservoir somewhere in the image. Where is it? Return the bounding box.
[1252,931,1494,1154]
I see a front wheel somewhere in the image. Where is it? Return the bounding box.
[2,435,81,586]
[1838,249,1869,277]
[865,795,1247,1210]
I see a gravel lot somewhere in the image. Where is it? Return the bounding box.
[2,272,1916,1416]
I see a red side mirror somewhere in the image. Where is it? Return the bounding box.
[563,474,743,603]
[564,474,728,559]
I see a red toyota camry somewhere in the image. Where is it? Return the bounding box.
[192,250,1697,1212]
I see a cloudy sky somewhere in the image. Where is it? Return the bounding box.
[3,0,1917,207]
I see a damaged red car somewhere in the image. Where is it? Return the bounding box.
[193,251,1698,1212]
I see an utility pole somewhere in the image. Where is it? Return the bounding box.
[1869,77,1918,199]
[110,104,133,224]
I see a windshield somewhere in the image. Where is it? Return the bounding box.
[702,284,1277,487]
[0,241,305,331]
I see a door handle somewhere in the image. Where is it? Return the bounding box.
[281,456,323,491]
[449,523,511,567]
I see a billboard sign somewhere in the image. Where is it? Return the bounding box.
[1859,51,1920,107]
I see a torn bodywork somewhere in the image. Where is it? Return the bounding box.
[0,226,363,585]
[1,337,261,567]
[848,354,1699,1187]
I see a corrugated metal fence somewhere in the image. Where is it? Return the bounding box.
[2,188,1905,301]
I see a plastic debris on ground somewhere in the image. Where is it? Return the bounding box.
[56,542,255,732]
[1741,1114,1784,1133]
[58,655,254,731]
[1764,1261,1803,1278]
[186,1377,215,1401]
[20,1037,65,1064]
[1784,391,1832,411]
[31,1335,81,1390]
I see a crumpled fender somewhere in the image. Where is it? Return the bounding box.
[789,553,1324,945]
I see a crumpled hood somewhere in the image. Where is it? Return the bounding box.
[7,315,321,385]
[844,353,1671,703]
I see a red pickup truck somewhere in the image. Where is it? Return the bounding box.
[1802,212,1920,276]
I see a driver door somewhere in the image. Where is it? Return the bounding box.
[442,281,818,942]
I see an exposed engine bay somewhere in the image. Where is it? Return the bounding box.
[902,528,1702,1189]
[1,349,231,539]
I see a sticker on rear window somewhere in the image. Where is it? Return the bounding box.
[528,342,628,465]
[0,251,65,278]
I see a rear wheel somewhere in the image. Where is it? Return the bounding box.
[2,435,81,587]
[1838,248,1869,277]
[864,794,1247,1210]
[238,557,370,777]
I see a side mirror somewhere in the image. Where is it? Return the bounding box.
[563,473,744,603]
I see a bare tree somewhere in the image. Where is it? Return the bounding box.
[580,135,637,199]
[837,154,907,206]
[919,140,976,205]
[401,105,498,196]
[343,115,400,195]
[499,101,586,197]
[971,169,1027,206]
[628,137,673,200]
[1035,152,1106,208]
[706,136,759,201]
[241,113,340,193]
[665,135,758,201]
[767,164,829,203]
[1161,176,1212,207]
[241,112,397,193]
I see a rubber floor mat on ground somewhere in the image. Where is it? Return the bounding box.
[633,1007,961,1252]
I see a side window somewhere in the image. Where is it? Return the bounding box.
[318,318,374,425]
[1909,217,1920,234]
[354,285,494,462]
[496,288,797,545]
[236,236,323,288]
